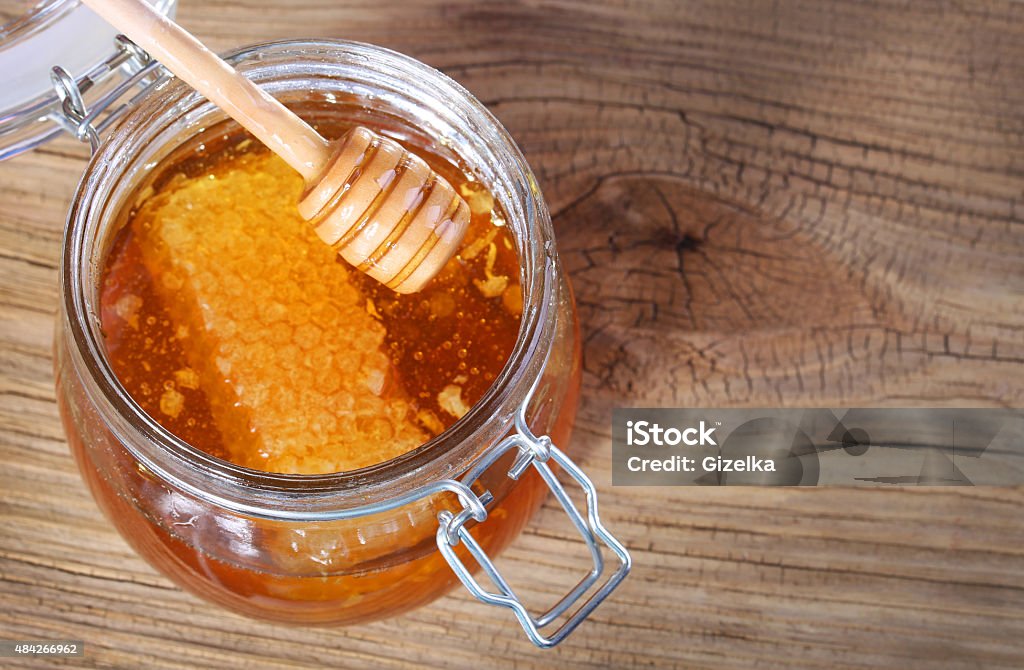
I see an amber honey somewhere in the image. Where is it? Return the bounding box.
[99,123,522,474]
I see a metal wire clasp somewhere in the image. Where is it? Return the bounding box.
[50,66,99,150]
[436,412,632,648]
[49,35,155,153]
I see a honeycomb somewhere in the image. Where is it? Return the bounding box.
[132,150,427,473]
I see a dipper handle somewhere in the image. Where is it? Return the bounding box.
[81,0,470,293]
[82,0,329,180]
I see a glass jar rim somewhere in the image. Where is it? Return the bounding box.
[61,38,559,520]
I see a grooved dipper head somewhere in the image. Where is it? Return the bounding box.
[298,127,471,294]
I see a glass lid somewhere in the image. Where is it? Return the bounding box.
[0,1,71,40]
[0,0,176,159]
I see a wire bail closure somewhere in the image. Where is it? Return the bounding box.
[436,409,632,648]
[49,35,155,154]
[50,66,99,150]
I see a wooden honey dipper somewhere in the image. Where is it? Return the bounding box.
[82,0,470,293]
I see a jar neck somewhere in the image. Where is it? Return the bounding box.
[62,39,559,520]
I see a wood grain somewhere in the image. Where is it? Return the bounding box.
[2,1,1023,668]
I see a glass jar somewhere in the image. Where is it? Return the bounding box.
[52,39,629,647]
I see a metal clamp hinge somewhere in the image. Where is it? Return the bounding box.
[50,66,99,150]
[436,416,631,648]
[49,35,156,153]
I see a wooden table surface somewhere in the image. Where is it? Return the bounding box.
[2,1,1023,668]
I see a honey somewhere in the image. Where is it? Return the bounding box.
[99,127,521,474]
